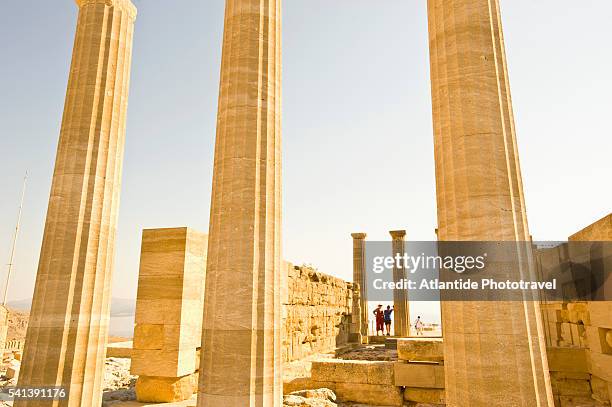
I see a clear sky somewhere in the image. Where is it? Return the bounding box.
[1,0,610,306]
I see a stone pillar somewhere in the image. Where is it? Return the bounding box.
[351,233,369,337]
[197,0,282,406]
[427,0,554,405]
[15,1,136,406]
[389,230,409,337]
[131,228,207,403]
[348,283,363,343]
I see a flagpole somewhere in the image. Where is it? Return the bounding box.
[3,172,28,306]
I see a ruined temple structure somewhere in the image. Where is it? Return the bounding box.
[538,214,612,406]
[16,0,611,406]
[281,264,354,363]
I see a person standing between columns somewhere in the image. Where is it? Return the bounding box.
[428,0,554,405]
[351,233,369,337]
[373,304,385,336]
[383,305,393,336]
[198,0,283,406]
[16,1,137,406]
[390,230,410,337]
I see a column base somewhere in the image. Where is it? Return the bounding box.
[135,373,198,403]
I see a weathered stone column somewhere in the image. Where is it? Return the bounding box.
[348,284,363,343]
[15,1,136,406]
[390,230,409,337]
[351,233,369,337]
[132,228,207,403]
[197,0,282,406]
[427,0,554,405]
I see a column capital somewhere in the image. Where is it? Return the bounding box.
[76,0,137,20]
[389,230,406,240]
[351,232,367,240]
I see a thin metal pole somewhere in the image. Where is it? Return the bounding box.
[3,172,28,306]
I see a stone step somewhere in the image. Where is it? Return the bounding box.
[385,338,398,350]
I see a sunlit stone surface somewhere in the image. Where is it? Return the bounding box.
[197,0,283,406]
[427,0,554,405]
[16,1,136,406]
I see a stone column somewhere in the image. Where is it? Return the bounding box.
[427,0,554,405]
[351,233,369,337]
[15,1,136,406]
[131,228,207,403]
[348,284,363,343]
[197,0,282,406]
[390,230,409,337]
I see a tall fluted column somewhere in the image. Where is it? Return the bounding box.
[428,0,553,405]
[390,230,409,337]
[351,233,369,337]
[16,1,136,406]
[197,1,282,406]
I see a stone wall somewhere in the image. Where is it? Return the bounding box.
[281,263,354,363]
[538,213,612,407]
[307,338,446,406]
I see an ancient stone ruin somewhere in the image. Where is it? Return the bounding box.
[5,0,611,406]
[131,228,208,403]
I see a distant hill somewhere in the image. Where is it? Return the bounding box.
[7,298,136,317]
[5,298,32,312]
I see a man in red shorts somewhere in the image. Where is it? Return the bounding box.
[373,304,385,335]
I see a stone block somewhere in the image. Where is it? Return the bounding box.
[311,360,368,384]
[397,338,444,362]
[550,371,590,381]
[569,214,612,241]
[547,347,589,373]
[132,228,207,379]
[283,377,316,395]
[559,395,607,407]
[310,381,338,393]
[403,387,446,404]
[334,382,402,406]
[590,375,611,403]
[135,373,198,403]
[551,377,591,397]
[6,360,20,380]
[394,362,444,389]
[133,324,164,350]
[588,302,612,329]
[590,351,612,382]
[366,362,395,385]
[131,348,196,378]
[106,341,133,359]
[586,326,606,354]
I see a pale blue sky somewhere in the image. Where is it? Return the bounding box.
[1,0,610,306]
